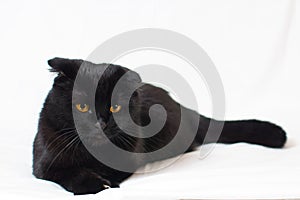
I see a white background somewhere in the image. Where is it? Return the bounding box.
[0,0,299,199]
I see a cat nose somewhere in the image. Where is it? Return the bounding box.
[94,122,101,129]
[95,120,107,130]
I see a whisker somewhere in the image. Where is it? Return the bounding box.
[52,127,75,134]
[116,134,136,150]
[46,136,79,173]
[46,129,77,149]
[71,138,81,165]
[48,132,77,153]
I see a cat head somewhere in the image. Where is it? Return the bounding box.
[45,57,142,147]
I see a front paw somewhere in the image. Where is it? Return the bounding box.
[71,171,111,195]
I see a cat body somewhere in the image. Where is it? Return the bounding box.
[33,58,286,195]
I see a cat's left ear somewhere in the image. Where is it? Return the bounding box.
[48,57,83,80]
[125,71,142,98]
[125,70,142,83]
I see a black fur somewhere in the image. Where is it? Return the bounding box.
[33,57,287,195]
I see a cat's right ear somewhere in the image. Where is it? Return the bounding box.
[48,57,83,80]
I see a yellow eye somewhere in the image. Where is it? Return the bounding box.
[110,104,122,113]
[75,104,89,113]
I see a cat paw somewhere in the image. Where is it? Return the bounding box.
[70,171,112,195]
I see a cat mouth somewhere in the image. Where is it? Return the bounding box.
[80,135,108,147]
[79,130,118,147]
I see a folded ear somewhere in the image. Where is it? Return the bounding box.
[125,70,142,83]
[48,57,83,80]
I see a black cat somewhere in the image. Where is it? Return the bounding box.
[33,57,287,195]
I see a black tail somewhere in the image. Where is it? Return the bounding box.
[195,116,287,148]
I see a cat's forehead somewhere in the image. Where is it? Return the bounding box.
[75,63,121,84]
[73,63,130,99]
[77,63,124,81]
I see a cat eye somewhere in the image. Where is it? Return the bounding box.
[110,104,122,113]
[75,104,90,113]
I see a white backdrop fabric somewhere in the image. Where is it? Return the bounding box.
[0,0,299,199]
